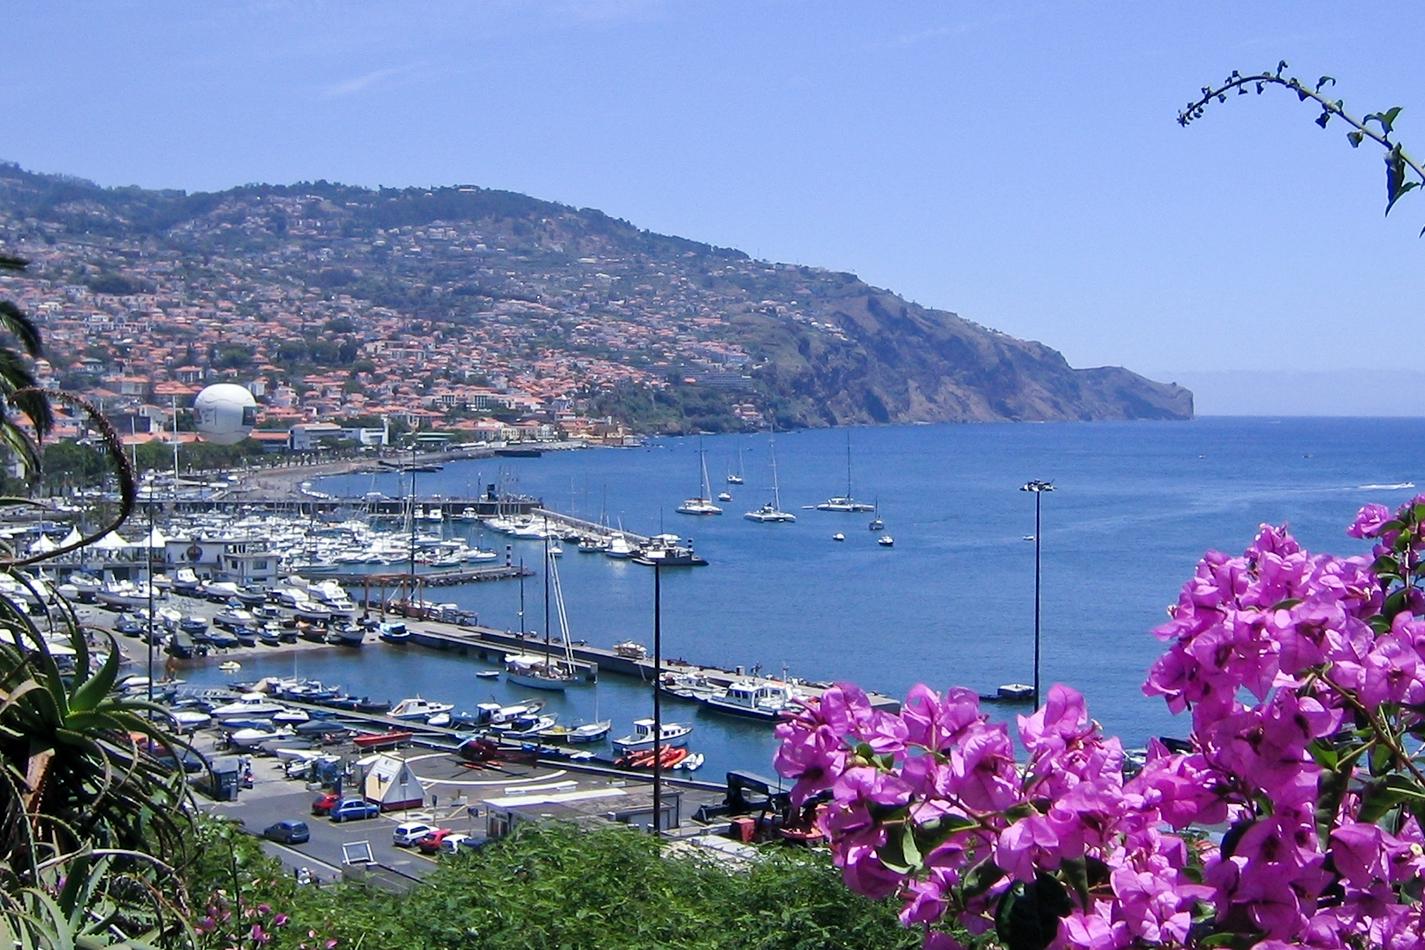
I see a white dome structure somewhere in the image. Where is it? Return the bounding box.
[193,383,257,445]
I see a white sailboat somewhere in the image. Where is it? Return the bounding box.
[744,431,796,523]
[816,432,876,512]
[677,440,723,516]
[506,537,580,690]
[726,449,744,484]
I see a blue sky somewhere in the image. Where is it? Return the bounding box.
[7,2,1425,410]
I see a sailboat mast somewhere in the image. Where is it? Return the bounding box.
[543,534,552,665]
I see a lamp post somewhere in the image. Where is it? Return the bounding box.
[650,550,664,835]
[1020,480,1054,707]
[145,482,155,706]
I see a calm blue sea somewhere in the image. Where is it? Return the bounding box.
[185,417,1425,779]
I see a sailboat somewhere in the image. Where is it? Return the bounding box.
[868,498,884,532]
[815,433,876,512]
[744,431,796,523]
[676,439,723,515]
[726,449,744,484]
[505,537,580,690]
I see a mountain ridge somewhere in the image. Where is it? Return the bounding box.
[0,163,1191,432]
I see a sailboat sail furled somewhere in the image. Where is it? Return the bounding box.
[505,537,580,689]
[816,432,876,512]
[676,439,723,515]
[744,430,796,523]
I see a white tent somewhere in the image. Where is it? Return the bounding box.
[59,527,83,548]
[92,532,131,551]
[139,527,169,549]
[27,535,57,555]
[360,753,424,811]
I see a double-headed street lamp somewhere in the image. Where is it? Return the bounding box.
[1020,480,1054,707]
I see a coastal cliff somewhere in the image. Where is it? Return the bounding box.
[0,164,1190,431]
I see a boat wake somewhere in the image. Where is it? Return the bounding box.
[1358,482,1416,491]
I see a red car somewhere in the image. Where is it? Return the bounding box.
[415,828,455,855]
[311,792,341,816]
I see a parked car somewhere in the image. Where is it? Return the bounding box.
[311,792,341,816]
[437,833,473,855]
[414,828,455,854]
[328,799,381,823]
[262,820,310,845]
[392,821,436,847]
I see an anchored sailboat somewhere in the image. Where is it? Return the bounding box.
[676,439,723,515]
[744,430,796,523]
[816,432,876,512]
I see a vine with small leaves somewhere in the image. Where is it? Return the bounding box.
[1181,62,1425,227]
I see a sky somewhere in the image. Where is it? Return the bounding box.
[7,2,1425,413]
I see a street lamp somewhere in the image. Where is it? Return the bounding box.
[649,549,664,834]
[1020,480,1054,708]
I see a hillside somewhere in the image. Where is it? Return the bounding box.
[0,164,1191,432]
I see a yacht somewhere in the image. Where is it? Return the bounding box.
[388,696,455,720]
[211,693,287,721]
[611,718,693,753]
[700,680,804,721]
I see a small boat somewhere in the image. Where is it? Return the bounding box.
[211,693,286,721]
[168,708,212,732]
[616,744,689,770]
[352,730,413,750]
[218,660,242,673]
[676,752,705,771]
[475,669,500,680]
[388,696,454,720]
[378,621,410,643]
[717,491,733,502]
[878,535,894,547]
[832,533,845,542]
[996,683,1036,701]
[604,534,636,559]
[613,641,647,659]
[612,718,692,753]
[567,719,612,743]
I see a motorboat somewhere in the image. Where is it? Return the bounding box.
[211,693,287,721]
[497,713,558,738]
[878,535,895,547]
[168,708,212,732]
[611,718,693,753]
[632,535,708,567]
[700,680,804,721]
[213,607,254,630]
[832,533,845,542]
[96,581,159,610]
[388,696,455,720]
[604,534,636,559]
[378,621,410,644]
[228,726,294,749]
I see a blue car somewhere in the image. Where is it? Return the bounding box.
[328,799,381,823]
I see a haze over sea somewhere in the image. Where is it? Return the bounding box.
[193,417,1424,777]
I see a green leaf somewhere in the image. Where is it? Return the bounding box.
[960,856,1006,900]
[1315,767,1349,848]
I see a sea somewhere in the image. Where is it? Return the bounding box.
[180,417,1425,781]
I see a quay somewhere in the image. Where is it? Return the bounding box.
[368,614,899,713]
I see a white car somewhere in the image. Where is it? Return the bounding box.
[437,833,472,855]
[392,821,436,847]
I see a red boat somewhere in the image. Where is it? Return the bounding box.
[616,745,689,770]
[352,730,413,751]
